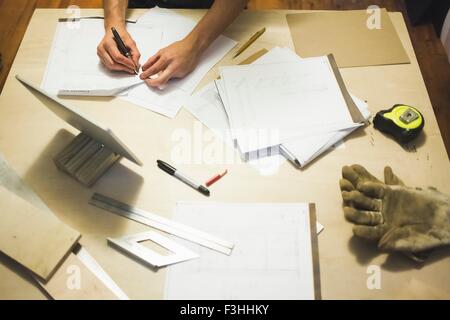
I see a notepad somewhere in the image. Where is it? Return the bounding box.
[165,202,321,300]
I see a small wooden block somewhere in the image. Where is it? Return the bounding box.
[54,132,121,187]
[0,185,81,280]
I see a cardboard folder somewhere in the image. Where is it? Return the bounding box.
[286,9,410,68]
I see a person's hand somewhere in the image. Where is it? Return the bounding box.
[340,165,450,262]
[140,38,201,88]
[97,25,141,74]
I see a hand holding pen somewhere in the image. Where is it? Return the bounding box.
[97,25,141,74]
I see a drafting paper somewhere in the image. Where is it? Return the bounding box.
[284,95,370,167]
[165,202,320,300]
[124,8,236,116]
[136,7,194,37]
[136,7,237,94]
[42,19,162,95]
[121,82,189,118]
[286,9,410,68]
[42,11,236,118]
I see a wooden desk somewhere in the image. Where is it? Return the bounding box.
[0,9,449,300]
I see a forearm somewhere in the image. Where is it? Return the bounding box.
[187,0,247,52]
[104,0,128,29]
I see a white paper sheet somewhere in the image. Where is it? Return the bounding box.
[284,95,370,167]
[219,56,357,153]
[121,8,236,117]
[42,19,162,95]
[165,202,320,300]
[131,7,237,97]
[121,82,190,118]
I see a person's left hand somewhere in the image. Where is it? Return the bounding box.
[139,38,201,88]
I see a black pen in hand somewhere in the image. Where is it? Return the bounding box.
[111,27,139,75]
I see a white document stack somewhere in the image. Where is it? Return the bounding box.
[42,8,236,118]
[185,47,371,168]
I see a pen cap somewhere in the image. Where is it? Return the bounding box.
[198,185,210,197]
[157,160,176,175]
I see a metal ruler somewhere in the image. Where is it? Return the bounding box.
[89,193,234,255]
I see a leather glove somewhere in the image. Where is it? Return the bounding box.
[339,165,450,262]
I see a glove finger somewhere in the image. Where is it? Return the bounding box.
[358,181,385,199]
[342,190,382,211]
[353,224,386,241]
[351,165,382,184]
[384,166,404,186]
[340,179,355,192]
[342,166,360,188]
[378,225,441,253]
[344,207,383,226]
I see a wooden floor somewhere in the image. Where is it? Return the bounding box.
[1,0,449,159]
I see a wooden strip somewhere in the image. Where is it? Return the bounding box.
[308,203,322,300]
[0,185,81,281]
[238,48,269,65]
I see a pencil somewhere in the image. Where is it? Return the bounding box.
[232,27,266,59]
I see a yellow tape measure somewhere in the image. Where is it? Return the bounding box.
[373,104,424,144]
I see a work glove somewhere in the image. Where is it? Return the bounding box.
[339,164,450,262]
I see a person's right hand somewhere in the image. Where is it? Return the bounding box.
[97,25,141,74]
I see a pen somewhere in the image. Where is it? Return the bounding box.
[232,27,266,59]
[279,145,301,168]
[157,160,210,197]
[111,27,139,75]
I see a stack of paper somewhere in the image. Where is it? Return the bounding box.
[42,8,236,118]
[185,47,370,168]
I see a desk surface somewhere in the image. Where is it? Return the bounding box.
[0,8,449,300]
